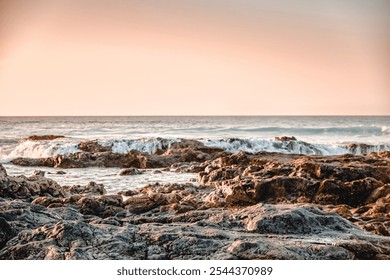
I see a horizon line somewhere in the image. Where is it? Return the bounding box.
[1,115,390,118]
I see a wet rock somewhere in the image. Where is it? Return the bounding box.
[11,157,55,168]
[275,136,297,141]
[33,170,45,177]
[119,167,143,176]
[78,140,111,153]
[27,135,65,141]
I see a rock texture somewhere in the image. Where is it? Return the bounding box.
[1,149,390,260]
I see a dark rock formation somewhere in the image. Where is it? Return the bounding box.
[77,140,111,153]
[27,135,65,141]
[0,168,65,201]
[275,136,297,141]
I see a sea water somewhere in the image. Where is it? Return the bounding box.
[1,116,389,193]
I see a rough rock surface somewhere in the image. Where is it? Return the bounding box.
[1,149,390,260]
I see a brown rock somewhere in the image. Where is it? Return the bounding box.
[275,136,297,141]
[77,140,111,153]
[27,135,65,141]
[119,167,143,176]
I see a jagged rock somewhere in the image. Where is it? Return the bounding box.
[0,170,65,201]
[1,197,389,260]
[1,149,390,260]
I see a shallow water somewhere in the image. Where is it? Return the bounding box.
[3,163,197,194]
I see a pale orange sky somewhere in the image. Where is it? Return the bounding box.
[0,0,389,115]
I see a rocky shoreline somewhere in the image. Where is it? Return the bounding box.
[1,139,390,259]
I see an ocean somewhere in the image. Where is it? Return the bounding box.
[1,116,389,194]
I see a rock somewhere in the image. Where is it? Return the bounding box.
[243,204,356,234]
[27,135,65,141]
[1,197,389,260]
[119,168,143,176]
[0,218,14,249]
[0,165,7,177]
[118,190,138,196]
[1,150,390,260]
[78,140,111,153]
[0,167,65,201]
[11,157,55,168]
[275,136,297,141]
[315,178,382,207]
[33,170,45,177]
[62,182,107,196]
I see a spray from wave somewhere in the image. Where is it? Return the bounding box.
[1,136,390,162]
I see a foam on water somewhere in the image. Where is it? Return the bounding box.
[1,136,390,162]
[0,139,81,161]
[201,138,351,155]
[382,126,390,135]
[99,138,178,154]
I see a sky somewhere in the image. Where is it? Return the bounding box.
[0,0,389,116]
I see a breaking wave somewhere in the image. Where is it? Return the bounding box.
[1,136,389,161]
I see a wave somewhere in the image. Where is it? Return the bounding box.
[202,138,390,156]
[1,136,389,161]
[382,126,390,135]
[98,138,178,154]
[0,139,80,161]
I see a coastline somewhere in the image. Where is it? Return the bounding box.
[1,139,389,260]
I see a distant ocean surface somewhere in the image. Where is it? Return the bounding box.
[1,116,389,193]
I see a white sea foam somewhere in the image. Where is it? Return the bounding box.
[0,140,80,161]
[201,138,351,155]
[382,126,390,135]
[1,136,390,162]
[99,138,178,154]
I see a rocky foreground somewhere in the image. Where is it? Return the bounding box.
[1,139,390,259]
